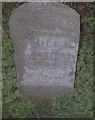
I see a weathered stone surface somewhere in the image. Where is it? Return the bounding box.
[9,3,80,98]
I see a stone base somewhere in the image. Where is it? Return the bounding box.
[20,85,74,99]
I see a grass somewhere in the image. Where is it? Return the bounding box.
[2,2,94,118]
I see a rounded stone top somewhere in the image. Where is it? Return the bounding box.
[9,3,80,40]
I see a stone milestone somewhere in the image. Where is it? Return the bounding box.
[9,3,80,98]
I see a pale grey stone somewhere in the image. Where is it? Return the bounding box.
[9,3,80,98]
